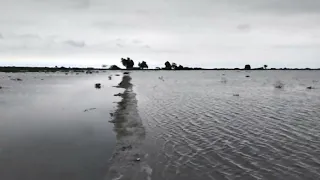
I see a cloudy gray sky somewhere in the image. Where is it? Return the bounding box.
[1,0,320,68]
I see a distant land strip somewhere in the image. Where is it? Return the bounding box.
[1,66,320,73]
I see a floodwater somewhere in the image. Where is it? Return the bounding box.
[0,72,123,180]
[129,71,320,180]
[1,70,320,180]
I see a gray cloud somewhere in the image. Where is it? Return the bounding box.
[1,0,320,68]
[237,24,251,32]
[64,40,86,48]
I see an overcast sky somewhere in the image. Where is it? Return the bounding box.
[1,0,320,68]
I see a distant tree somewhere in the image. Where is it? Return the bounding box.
[121,57,135,69]
[172,62,177,70]
[264,65,268,69]
[165,61,172,70]
[138,61,148,69]
[102,64,108,68]
[109,65,121,70]
[244,64,251,70]
[176,65,184,70]
[121,58,128,68]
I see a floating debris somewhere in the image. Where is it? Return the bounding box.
[11,78,23,81]
[135,158,141,162]
[307,86,315,89]
[95,83,101,89]
[121,145,132,151]
[221,77,227,83]
[246,75,250,78]
[233,94,240,96]
[41,79,44,81]
[83,108,97,112]
[114,93,122,96]
[115,74,120,76]
[108,76,112,80]
[159,76,164,81]
[274,81,285,89]
[110,113,114,117]
[123,72,130,75]
[0,86,2,89]
[65,73,68,75]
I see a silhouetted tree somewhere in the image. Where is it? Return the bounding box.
[165,61,172,70]
[109,65,121,70]
[264,65,268,69]
[176,65,184,70]
[172,62,177,70]
[138,61,148,69]
[121,57,135,69]
[244,64,251,70]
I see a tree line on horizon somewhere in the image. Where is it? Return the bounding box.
[110,57,267,70]
[109,57,203,70]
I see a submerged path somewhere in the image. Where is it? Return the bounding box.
[105,74,152,180]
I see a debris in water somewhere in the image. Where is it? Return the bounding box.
[307,86,315,89]
[274,81,285,89]
[121,145,132,151]
[110,113,114,117]
[233,94,240,96]
[135,158,141,162]
[83,108,97,112]
[123,72,130,75]
[95,83,101,89]
[114,93,122,96]
[246,75,250,78]
[221,77,227,83]
[159,76,164,81]
[115,74,120,76]
[11,78,22,81]
[108,76,112,80]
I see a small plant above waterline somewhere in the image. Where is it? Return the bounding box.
[307,86,315,90]
[95,83,101,89]
[274,81,285,89]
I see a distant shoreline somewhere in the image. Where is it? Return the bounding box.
[1,66,320,72]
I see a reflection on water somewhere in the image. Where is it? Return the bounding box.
[0,72,121,180]
[132,71,320,180]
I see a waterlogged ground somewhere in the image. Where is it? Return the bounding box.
[131,71,320,180]
[1,70,320,180]
[0,72,123,180]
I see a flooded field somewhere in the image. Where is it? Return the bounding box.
[131,71,320,180]
[1,70,320,180]
[0,72,122,180]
